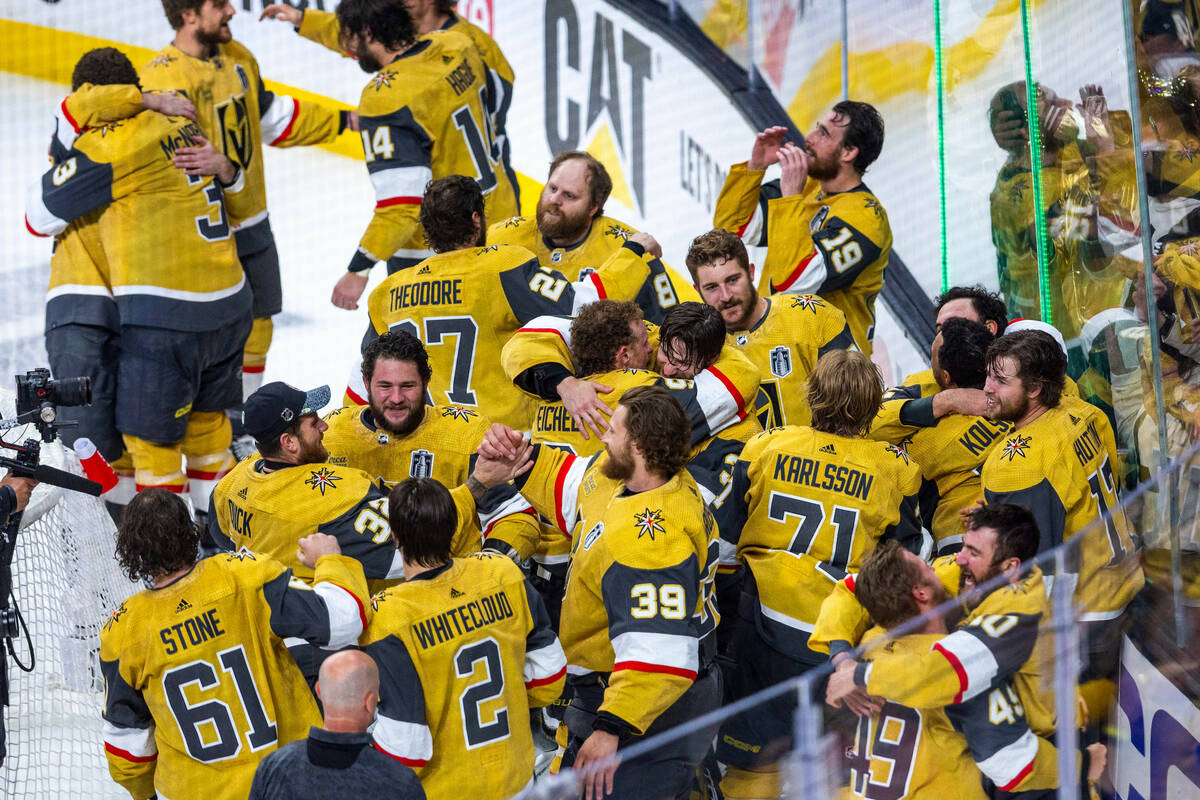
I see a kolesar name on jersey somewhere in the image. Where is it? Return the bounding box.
[772,454,874,502]
[388,279,463,312]
[958,419,1011,457]
[411,588,515,649]
[160,608,226,655]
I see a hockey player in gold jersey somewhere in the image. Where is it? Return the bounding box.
[62,0,353,411]
[711,349,922,800]
[26,48,252,509]
[685,228,856,428]
[714,105,890,355]
[100,489,370,800]
[361,477,566,799]
[477,386,722,799]
[979,330,1143,720]
[487,151,694,323]
[869,319,1011,554]
[319,0,519,309]
[323,331,539,561]
[359,175,664,429]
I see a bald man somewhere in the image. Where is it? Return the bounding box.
[248,650,426,799]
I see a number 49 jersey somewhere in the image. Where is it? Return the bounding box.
[351,29,517,269]
[362,553,566,800]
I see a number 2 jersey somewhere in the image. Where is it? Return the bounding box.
[714,426,921,661]
[25,109,251,333]
[99,550,369,800]
[981,395,1143,619]
[362,553,566,800]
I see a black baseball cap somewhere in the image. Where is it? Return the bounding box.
[242,382,331,442]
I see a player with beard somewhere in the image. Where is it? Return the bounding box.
[686,228,855,429]
[475,386,721,800]
[488,151,692,324]
[713,103,890,356]
[817,505,1108,798]
[978,330,1143,724]
[322,0,519,311]
[322,330,540,562]
[59,0,353,449]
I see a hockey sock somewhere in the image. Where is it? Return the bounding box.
[719,764,780,800]
[123,435,186,494]
[242,317,273,401]
[182,411,236,509]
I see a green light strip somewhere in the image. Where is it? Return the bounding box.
[934,0,948,292]
[1019,0,1052,324]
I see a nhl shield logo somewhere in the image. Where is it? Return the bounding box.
[769,346,792,378]
[410,449,435,478]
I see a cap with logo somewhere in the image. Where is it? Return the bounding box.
[242,381,331,442]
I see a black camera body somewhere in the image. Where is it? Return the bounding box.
[14,368,90,443]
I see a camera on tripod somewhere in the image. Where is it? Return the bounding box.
[14,368,91,443]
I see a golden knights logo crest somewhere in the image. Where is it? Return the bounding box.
[104,602,128,631]
[440,406,477,422]
[305,467,342,494]
[368,71,395,91]
[147,53,176,69]
[633,508,666,540]
[410,449,435,478]
[1000,433,1032,462]
[769,345,792,378]
[605,224,633,241]
[789,295,823,313]
[216,90,254,171]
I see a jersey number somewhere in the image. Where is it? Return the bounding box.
[455,638,510,749]
[1086,454,1127,566]
[847,702,921,800]
[361,126,395,163]
[452,92,498,193]
[162,645,276,763]
[630,583,687,619]
[187,173,231,242]
[767,491,859,581]
[822,227,863,274]
[391,316,479,406]
[354,497,390,544]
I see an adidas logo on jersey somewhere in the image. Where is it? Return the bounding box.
[450,588,465,598]
[175,599,192,613]
[819,443,837,455]
[418,265,431,275]
[1069,413,1081,425]
[237,487,248,500]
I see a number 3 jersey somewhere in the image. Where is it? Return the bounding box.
[514,446,720,735]
[361,553,566,800]
[99,551,370,800]
[715,426,921,661]
[25,110,251,333]
[981,394,1144,619]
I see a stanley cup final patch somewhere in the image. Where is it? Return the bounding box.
[409,449,435,478]
[769,346,792,378]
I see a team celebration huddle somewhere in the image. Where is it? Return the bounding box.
[15,0,1146,798]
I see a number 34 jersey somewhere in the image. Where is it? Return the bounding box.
[99,551,370,800]
[362,553,566,800]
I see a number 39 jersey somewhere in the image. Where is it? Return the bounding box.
[981,394,1144,619]
[362,553,566,800]
[99,550,370,800]
[365,242,653,429]
[714,426,921,660]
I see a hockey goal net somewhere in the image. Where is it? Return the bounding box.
[0,387,139,799]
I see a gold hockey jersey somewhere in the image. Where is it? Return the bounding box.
[981,395,1144,619]
[26,110,251,332]
[713,426,922,659]
[99,550,369,800]
[844,634,988,800]
[362,553,565,800]
[364,242,652,428]
[729,294,856,428]
[515,446,720,734]
[321,403,539,560]
[714,162,892,355]
[347,30,518,272]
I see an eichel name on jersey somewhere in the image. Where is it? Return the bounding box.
[730,294,856,429]
[362,553,566,800]
[714,162,892,356]
[812,559,1060,794]
[299,7,519,201]
[513,446,720,736]
[26,110,252,333]
[100,550,370,800]
[980,394,1143,620]
[713,427,922,661]
[321,404,540,560]
[63,44,347,243]
[346,30,518,273]
[361,240,661,429]
[870,383,1013,552]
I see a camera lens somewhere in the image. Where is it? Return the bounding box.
[50,376,91,407]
